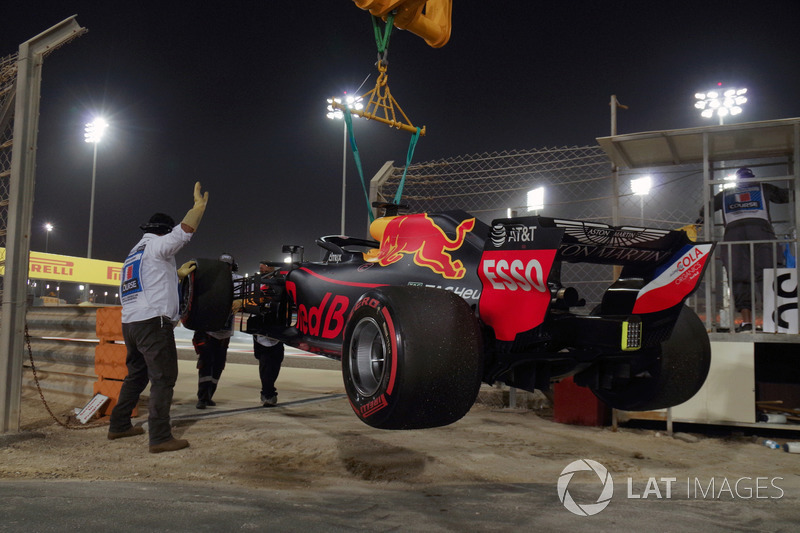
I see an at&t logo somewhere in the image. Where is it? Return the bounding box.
[557,459,614,516]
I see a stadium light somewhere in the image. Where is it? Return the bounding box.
[630,175,652,196]
[631,175,652,224]
[84,117,108,259]
[326,93,364,235]
[44,222,53,253]
[527,187,545,212]
[722,172,738,191]
[694,86,747,125]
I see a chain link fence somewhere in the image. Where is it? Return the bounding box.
[375,147,707,312]
[0,54,16,245]
[0,53,17,302]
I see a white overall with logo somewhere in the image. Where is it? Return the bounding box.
[120,225,192,324]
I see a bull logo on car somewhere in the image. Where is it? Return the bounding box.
[371,214,476,279]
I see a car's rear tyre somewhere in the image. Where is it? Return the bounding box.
[180,258,233,331]
[342,286,483,429]
[591,305,711,411]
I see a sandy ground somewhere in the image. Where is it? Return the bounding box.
[3,362,800,498]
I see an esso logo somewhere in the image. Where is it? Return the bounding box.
[482,259,546,292]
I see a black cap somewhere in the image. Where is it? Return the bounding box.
[140,213,175,235]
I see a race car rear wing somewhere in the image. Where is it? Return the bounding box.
[479,216,714,342]
[534,217,696,268]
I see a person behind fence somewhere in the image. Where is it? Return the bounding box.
[193,253,243,409]
[109,181,208,453]
[705,167,791,332]
[253,260,285,407]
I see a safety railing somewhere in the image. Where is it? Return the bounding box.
[700,238,799,341]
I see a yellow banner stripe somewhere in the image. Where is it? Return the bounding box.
[0,248,123,287]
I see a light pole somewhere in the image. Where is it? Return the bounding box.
[695,86,747,125]
[44,222,53,253]
[326,93,363,235]
[631,175,652,225]
[84,117,108,259]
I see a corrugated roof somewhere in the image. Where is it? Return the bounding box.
[597,117,800,169]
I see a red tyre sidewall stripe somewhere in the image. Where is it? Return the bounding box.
[381,306,398,396]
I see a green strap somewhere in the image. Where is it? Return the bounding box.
[371,13,395,56]
[393,127,421,205]
[343,108,375,223]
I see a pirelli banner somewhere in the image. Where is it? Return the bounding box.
[0,248,122,287]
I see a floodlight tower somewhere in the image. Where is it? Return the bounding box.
[694,86,748,125]
[84,117,108,259]
[326,93,364,235]
[44,222,53,253]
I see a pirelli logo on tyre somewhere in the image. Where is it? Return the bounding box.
[360,394,389,418]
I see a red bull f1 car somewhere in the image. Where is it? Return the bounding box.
[182,208,713,430]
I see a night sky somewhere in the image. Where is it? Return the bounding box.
[4,1,800,274]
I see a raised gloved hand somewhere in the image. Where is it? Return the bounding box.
[177,260,197,281]
[181,182,209,231]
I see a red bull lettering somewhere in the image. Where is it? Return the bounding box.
[295,292,350,339]
[376,214,475,279]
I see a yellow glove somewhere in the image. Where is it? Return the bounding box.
[181,182,209,231]
[177,260,197,281]
[231,298,243,314]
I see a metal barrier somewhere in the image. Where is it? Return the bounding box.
[23,306,100,405]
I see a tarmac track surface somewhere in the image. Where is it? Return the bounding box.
[4,332,800,531]
[1,478,798,532]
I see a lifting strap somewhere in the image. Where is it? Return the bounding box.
[394,126,421,205]
[335,11,423,224]
[371,13,395,64]
[344,107,420,222]
[343,107,374,223]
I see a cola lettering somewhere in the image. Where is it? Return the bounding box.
[677,247,705,271]
[482,259,546,292]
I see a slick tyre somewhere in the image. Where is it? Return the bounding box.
[180,258,233,331]
[342,286,483,430]
[591,305,711,411]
